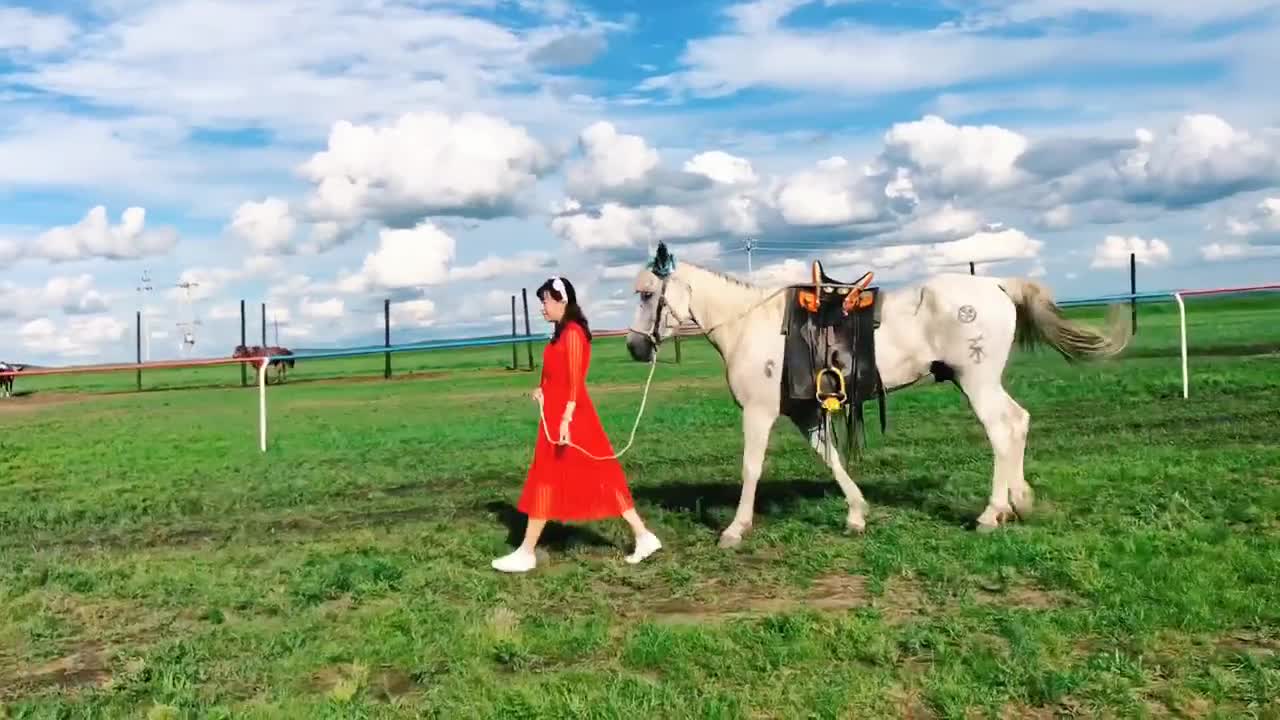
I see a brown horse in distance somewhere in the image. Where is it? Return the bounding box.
[232,345,295,384]
[0,361,23,398]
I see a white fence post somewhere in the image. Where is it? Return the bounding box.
[258,359,269,451]
[1175,292,1188,400]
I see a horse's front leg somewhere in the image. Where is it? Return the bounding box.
[720,404,777,549]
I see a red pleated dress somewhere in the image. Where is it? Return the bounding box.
[516,321,636,522]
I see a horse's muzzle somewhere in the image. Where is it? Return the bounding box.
[626,332,655,362]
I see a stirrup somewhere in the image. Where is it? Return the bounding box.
[816,367,846,413]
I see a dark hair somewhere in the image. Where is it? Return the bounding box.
[536,276,592,343]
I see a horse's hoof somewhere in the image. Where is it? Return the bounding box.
[718,532,743,549]
[975,519,1000,534]
[845,517,866,534]
[1010,486,1035,519]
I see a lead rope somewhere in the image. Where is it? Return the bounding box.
[534,345,661,461]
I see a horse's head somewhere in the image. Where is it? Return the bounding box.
[626,242,691,362]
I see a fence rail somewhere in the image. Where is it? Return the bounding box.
[3,262,1276,454]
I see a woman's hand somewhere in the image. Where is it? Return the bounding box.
[532,387,543,404]
[558,400,576,445]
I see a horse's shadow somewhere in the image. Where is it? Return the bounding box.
[484,501,619,550]
[632,473,972,530]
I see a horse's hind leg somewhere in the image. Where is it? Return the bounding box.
[720,404,777,549]
[957,373,1032,532]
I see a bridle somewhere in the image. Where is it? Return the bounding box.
[627,271,794,347]
[628,274,688,347]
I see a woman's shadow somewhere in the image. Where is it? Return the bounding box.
[484,501,619,550]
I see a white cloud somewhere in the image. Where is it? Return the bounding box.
[449,253,555,282]
[34,206,178,263]
[891,203,984,244]
[551,202,709,251]
[11,0,613,139]
[1090,235,1172,268]
[683,150,759,186]
[968,0,1278,28]
[388,299,439,329]
[1200,242,1280,262]
[300,111,556,229]
[229,197,298,255]
[0,7,77,54]
[338,221,457,293]
[880,115,1030,196]
[0,236,22,264]
[19,316,128,359]
[640,0,1251,103]
[565,121,661,200]
[1038,204,1073,230]
[299,297,345,321]
[0,275,111,320]
[830,227,1044,273]
[1221,196,1280,239]
[1109,115,1279,208]
[775,156,884,227]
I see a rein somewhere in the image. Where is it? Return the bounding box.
[535,344,660,461]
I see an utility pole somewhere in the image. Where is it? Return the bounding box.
[175,280,200,356]
[745,238,755,280]
[136,270,153,361]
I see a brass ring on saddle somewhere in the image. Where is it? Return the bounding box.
[815,367,846,413]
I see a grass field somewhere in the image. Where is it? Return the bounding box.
[2,294,1279,718]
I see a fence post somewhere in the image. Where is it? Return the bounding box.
[969,261,975,275]
[1129,252,1138,335]
[240,299,247,387]
[510,295,518,370]
[521,287,534,371]
[261,302,267,346]
[674,333,682,363]
[136,310,142,391]
[384,298,392,379]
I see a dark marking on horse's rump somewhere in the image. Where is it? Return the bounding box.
[968,335,985,364]
[929,361,956,383]
[764,359,775,378]
[957,304,977,323]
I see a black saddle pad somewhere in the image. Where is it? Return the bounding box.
[782,287,881,407]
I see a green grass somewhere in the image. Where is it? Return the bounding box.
[1,295,1279,718]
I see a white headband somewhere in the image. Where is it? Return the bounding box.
[551,276,566,298]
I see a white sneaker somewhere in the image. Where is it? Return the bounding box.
[491,548,537,573]
[625,531,662,564]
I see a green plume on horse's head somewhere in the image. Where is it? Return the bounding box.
[649,242,676,278]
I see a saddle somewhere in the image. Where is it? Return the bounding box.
[780,260,887,456]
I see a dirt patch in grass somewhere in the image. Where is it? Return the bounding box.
[0,642,112,698]
[973,581,1075,610]
[308,663,422,703]
[632,573,1071,625]
[0,593,208,701]
[0,391,102,415]
[1212,629,1280,658]
[46,504,441,551]
[646,573,875,624]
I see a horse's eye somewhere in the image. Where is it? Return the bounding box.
[640,292,653,302]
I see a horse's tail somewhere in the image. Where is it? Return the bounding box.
[998,277,1132,362]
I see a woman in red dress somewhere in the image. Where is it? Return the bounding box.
[492,276,662,573]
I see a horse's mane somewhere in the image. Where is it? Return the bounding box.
[678,261,761,290]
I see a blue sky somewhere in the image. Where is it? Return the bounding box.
[2,0,1280,364]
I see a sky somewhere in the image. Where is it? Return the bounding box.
[2,0,1280,365]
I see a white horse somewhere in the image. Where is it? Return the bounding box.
[626,243,1131,548]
